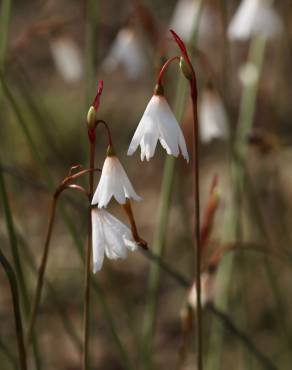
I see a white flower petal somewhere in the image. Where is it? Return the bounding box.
[102,28,146,80]
[92,156,141,207]
[91,209,138,272]
[91,209,105,273]
[228,0,282,41]
[128,95,189,162]
[178,131,189,162]
[199,89,229,143]
[50,37,83,83]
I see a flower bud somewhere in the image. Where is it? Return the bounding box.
[179,56,192,81]
[87,106,96,129]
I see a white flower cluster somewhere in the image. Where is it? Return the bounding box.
[91,88,190,272]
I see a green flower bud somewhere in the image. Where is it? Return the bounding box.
[179,56,193,81]
[87,106,96,128]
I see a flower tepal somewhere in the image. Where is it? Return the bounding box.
[127,93,189,162]
[91,208,137,272]
[92,152,142,208]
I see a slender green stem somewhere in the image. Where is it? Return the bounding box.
[0,248,27,370]
[17,230,82,353]
[206,35,267,370]
[0,0,11,105]
[208,305,277,370]
[143,243,277,370]
[0,337,18,369]
[85,0,98,105]
[26,195,57,346]
[0,159,42,369]
[82,139,95,370]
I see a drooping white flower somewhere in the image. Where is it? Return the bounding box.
[91,208,137,272]
[169,0,215,43]
[228,0,283,41]
[199,87,229,143]
[102,27,145,80]
[188,271,216,309]
[92,153,141,208]
[128,94,189,162]
[50,36,83,83]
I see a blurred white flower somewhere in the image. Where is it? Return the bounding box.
[91,208,137,272]
[92,154,141,208]
[128,95,189,162]
[50,36,83,83]
[102,27,145,80]
[188,271,215,309]
[228,0,283,41]
[169,0,215,42]
[199,87,229,143]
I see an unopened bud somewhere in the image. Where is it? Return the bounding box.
[179,56,193,81]
[87,106,96,128]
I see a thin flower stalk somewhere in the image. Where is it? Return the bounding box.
[170,29,203,370]
[205,35,268,370]
[0,161,42,369]
[27,167,95,346]
[82,136,95,370]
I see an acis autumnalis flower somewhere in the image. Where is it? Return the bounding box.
[91,208,138,272]
[127,87,189,162]
[92,148,141,208]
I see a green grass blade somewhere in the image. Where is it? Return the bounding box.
[206,35,267,370]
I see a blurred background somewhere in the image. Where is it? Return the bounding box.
[1,0,292,369]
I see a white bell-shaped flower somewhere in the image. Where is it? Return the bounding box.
[91,208,137,272]
[128,94,189,162]
[50,36,83,83]
[169,0,215,43]
[102,27,145,80]
[228,0,283,41]
[199,87,229,143]
[92,153,141,208]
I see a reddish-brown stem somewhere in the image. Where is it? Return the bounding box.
[27,170,92,347]
[190,79,203,370]
[157,56,180,86]
[96,119,113,147]
[122,200,148,249]
[26,195,57,346]
[170,28,203,370]
[82,138,95,370]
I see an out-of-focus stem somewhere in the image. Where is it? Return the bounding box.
[206,35,267,370]
[85,0,98,105]
[27,170,90,346]
[0,247,27,370]
[0,161,42,369]
[82,139,95,370]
